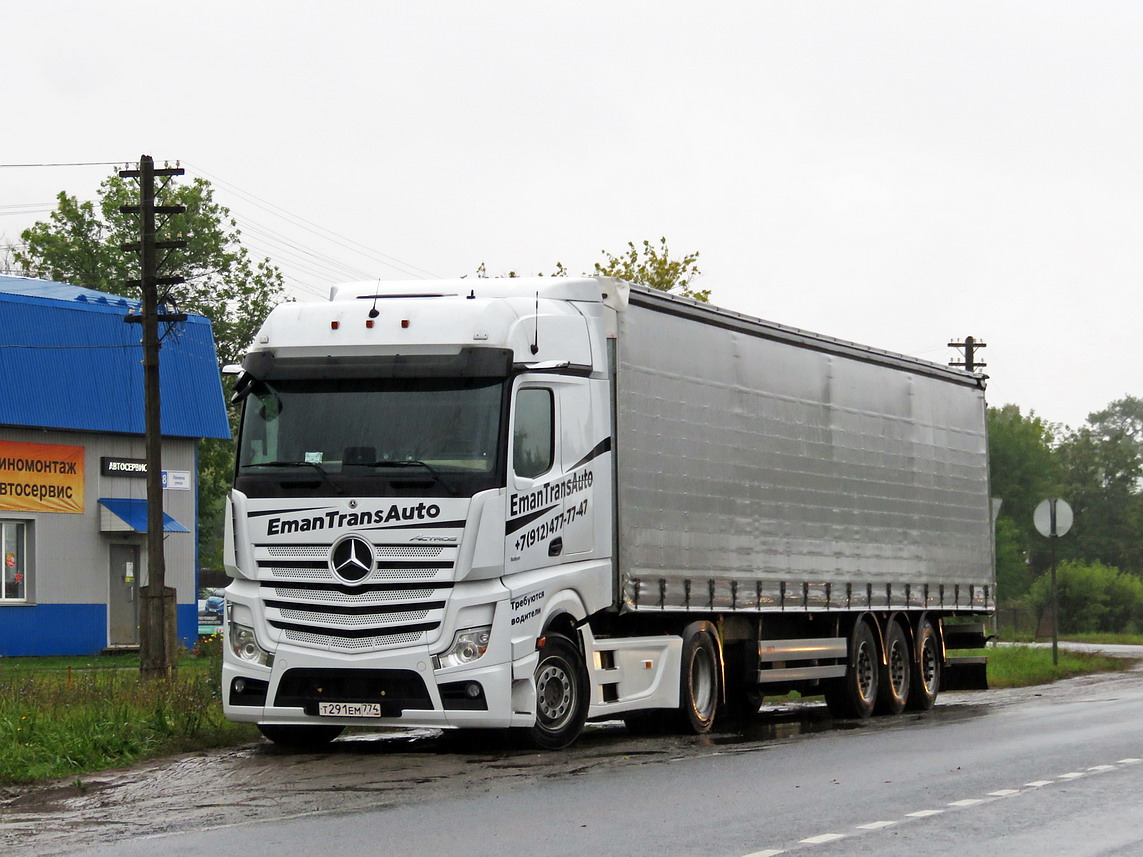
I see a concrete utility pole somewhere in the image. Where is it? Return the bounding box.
[949,336,987,373]
[120,155,187,678]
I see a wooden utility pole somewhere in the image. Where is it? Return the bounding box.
[120,155,187,678]
[948,336,987,373]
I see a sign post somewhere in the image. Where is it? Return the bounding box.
[1033,498,1073,665]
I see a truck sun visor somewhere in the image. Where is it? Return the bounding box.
[242,346,514,381]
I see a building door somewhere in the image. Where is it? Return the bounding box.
[108,543,140,647]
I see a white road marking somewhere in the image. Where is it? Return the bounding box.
[738,757,1136,857]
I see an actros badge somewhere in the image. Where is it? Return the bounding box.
[329,534,375,584]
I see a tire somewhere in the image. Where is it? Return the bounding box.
[824,619,880,719]
[907,618,941,711]
[257,723,345,749]
[875,620,911,716]
[676,622,720,734]
[526,633,589,750]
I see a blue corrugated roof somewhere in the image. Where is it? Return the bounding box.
[0,276,230,439]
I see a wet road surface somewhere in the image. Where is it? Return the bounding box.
[3,650,1141,857]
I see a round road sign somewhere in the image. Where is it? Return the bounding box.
[1034,498,1073,538]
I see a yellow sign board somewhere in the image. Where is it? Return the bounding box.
[0,440,85,514]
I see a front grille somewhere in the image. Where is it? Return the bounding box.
[275,668,432,714]
[253,540,457,653]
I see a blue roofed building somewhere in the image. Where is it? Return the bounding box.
[0,275,230,655]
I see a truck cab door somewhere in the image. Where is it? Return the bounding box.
[505,378,598,574]
[506,383,561,573]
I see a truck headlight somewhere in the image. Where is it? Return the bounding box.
[227,603,274,667]
[434,626,491,670]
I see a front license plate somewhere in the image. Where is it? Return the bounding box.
[317,702,382,718]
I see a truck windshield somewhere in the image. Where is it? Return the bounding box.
[235,377,506,499]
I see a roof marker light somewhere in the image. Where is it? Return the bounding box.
[331,321,339,330]
[401,319,410,329]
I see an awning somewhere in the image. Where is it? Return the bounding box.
[98,498,190,533]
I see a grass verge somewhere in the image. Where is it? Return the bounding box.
[0,638,258,787]
[955,643,1133,689]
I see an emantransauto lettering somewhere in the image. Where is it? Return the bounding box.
[266,503,441,536]
[509,470,593,518]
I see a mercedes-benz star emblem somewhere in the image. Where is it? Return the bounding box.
[330,535,375,584]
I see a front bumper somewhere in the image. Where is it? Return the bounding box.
[223,643,537,730]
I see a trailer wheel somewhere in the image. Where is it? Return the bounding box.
[875,620,911,715]
[907,618,941,711]
[257,724,345,749]
[825,619,879,719]
[676,622,720,734]
[527,633,589,750]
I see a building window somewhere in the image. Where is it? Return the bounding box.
[1,521,28,602]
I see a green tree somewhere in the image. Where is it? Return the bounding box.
[986,405,1061,600]
[16,172,284,367]
[476,238,710,302]
[1055,414,1143,575]
[592,237,709,302]
[1087,395,1143,450]
[1028,559,1143,633]
[15,169,287,572]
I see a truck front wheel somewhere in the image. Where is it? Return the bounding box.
[527,633,589,750]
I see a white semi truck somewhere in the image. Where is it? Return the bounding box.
[222,277,994,749]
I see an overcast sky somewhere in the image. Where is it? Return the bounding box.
[3,1,1140,430]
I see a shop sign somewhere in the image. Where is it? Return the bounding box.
[102,456,148,477]
[103,457,191,490]
[0,440,84,514]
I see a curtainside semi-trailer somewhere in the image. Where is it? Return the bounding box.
[221,277,994,749]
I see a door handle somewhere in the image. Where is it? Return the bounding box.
[548,537,563,557]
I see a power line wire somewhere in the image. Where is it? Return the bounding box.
[182,161,440,280]
[0,161,127,168]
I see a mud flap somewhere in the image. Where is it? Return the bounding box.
[943,656,989,691]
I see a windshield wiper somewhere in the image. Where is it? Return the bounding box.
[361,460,458,496]
[246,460,343,495]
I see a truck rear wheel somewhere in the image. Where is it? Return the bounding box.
[527,633,589,750]
[907,618,941,710]
[676,622,720,734]
[875,619,911,715]
[824,619,879,719]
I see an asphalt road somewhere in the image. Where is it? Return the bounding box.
[4,648,1142,857]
